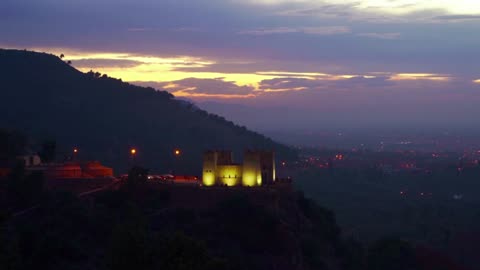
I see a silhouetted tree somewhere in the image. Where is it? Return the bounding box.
[10,192,90,270]
[153,232,228,270]
[367,238,418,270]
[38,140,56,163]
[0,129,27,159]
[126,166,149,190]
[339,237,365,270]
[0,225,21,270]
[107,205,150,270]
[7,161,45,209]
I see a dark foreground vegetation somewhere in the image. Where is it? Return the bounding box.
[295,166,480,269]
[1,167,423,270]
[1,129,466,270]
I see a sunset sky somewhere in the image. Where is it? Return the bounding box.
[2,0,480,130]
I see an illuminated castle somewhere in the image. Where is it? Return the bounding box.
[202,150,276,187]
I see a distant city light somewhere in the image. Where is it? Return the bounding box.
[131,148,137,155]
[73,148,78,153]
[174,149,181,156]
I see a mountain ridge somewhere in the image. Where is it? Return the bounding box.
[0,49,297,174]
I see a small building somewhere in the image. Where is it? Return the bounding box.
[20,155,42,167]
[202,150,276,187]
[81,161,114,178]
[171,175,199,185]
[29,163,83,179]
[28,161,114,179]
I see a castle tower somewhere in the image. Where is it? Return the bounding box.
[242,150,262,186]
[202,151,218,186]
[259,151,275,184]
[203,150,275,187]
[216,150,233,165]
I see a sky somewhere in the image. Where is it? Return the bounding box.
[1,0,480,131]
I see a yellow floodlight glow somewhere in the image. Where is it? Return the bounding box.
[217,165,242,186]
[242,170,257,187]
[202,172,216,186]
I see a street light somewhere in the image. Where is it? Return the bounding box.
[129,148,138,168]
[173,149,181,175]
[73,147,79,161]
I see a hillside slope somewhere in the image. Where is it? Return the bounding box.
[0,49,297,173]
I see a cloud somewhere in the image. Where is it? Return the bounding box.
[3,0,480,132]
[132,74,400,99]
[239,26,350,36]
[258,75,394,92]
[243,0,480,16]
[432,14,480,21]
[390,73,451,82]
[357,32,401,40]
[259,78,315,92]
[172,27,204,32]
[71,59,142,69]
[127,27,151,32]
[275,5,355,18]
[256,71,330,78]
[135,78,256,99]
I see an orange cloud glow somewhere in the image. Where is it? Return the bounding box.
[173,91,256,99]
[390,73,451,81]
[4,46,458,99]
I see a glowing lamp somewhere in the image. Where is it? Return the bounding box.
[174,149,181,156]
[73,148,78,153]
[130,148,137,155]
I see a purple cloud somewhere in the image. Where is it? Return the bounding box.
[134,78,255,98]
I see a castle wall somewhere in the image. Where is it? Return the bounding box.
[216,165,242,186]
[202,150,276,187]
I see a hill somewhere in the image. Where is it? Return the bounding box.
[0,49,297,174]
